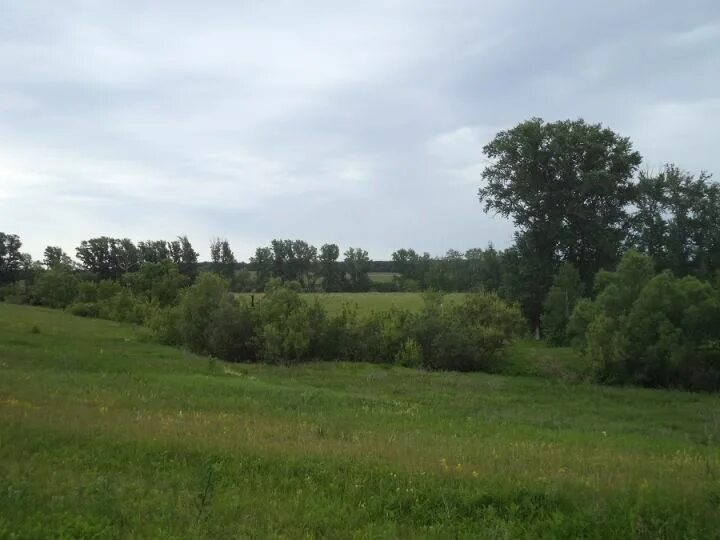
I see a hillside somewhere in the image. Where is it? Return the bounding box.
[1,303,719,538]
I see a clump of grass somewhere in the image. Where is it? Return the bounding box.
[30,324,41,334]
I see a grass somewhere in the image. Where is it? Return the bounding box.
[235,291,466,316]
[368,272,399,283]
[1,303,720,538]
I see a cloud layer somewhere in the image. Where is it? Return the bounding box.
[1,0,719,260]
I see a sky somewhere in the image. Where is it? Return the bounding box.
[1,1,719,261]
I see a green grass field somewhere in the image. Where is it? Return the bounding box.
[368,272,398,283]
[2,303,720,538]
[236,292,466,316]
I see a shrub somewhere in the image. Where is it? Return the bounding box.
[123,261,187,306]
[98,290,145,324]
[76,281,98,303]
[411,291,524,372]
[541,263,584,344]
[254,282,317,363]
[206,295,256,361]
[31,267,80,308]
[175,273,229,354]
[579,251,720,390]
[395,338,422,368]
[144,304,182,346]
[360,307,413,363]
[67,302,100,318]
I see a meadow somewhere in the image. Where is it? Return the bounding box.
[1,302,720,538]
[235,291,466,316]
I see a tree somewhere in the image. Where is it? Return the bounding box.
[629,165,720,279]
[138,240,171,263]
[76,237,139,279]
[319,243,344,292]
[43,246,73,270]
[498,232,555,335]
[250,246,274,291]
[170,235,198,281]
[210,238,236,279]
[123,260,187,306]
[344,247,371,292]
[0,233,25,284]
[32,266,80,308]
[479,118,642,289]
[541,263,584,344]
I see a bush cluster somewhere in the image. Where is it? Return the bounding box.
[568,251,720,391]
[144,274,525,370]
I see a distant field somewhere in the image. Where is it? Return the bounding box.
[2,303,720,537]
[368,271,398,283]
[236,292,467,315]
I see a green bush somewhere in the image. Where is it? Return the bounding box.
[175,273,229,354]
[395,337,422,368]
[360,307,413,363]
[577,251,720,390]
[98,290,145,324]
[541,263,584,344]
[206,295,256,361]
[67,302,100,318]
[123,261,187,306]
[31,267,80,308]
[254,281,317,363]
[76,281,98,303]
[144,304,182,346]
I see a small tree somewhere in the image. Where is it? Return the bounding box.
[541,264,584,344]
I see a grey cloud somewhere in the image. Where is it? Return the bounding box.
[0,0,718,260]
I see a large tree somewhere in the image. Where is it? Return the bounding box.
[479,118,642,288]
[43,246,73,269]
[76,237,140,279]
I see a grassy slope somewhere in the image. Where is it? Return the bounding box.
[1,304,720,538]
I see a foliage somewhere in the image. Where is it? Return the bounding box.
[344,247,371,292]
[76,237,141,279]
[175,272,230,355]
[629,164,720,279]
[479,118,642,288]
[254,279,318,363]
[318,243,344,292]
[572,251,720,390]
[394,337,423,368]
[66,302,101,318]
[0,232,25,285]
[42,246,73,269]
[209,238,237,280]
[31,267,80,308]
[123,260,187,306]
[541,263,584,344]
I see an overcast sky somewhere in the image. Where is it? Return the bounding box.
[1,1,719,261]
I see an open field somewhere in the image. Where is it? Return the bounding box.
[2,303,720,538]
[236,291,466,315]
[368,272,399,283]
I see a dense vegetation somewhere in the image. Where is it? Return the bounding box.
[2,117,719,391]
[2,304,719,538]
